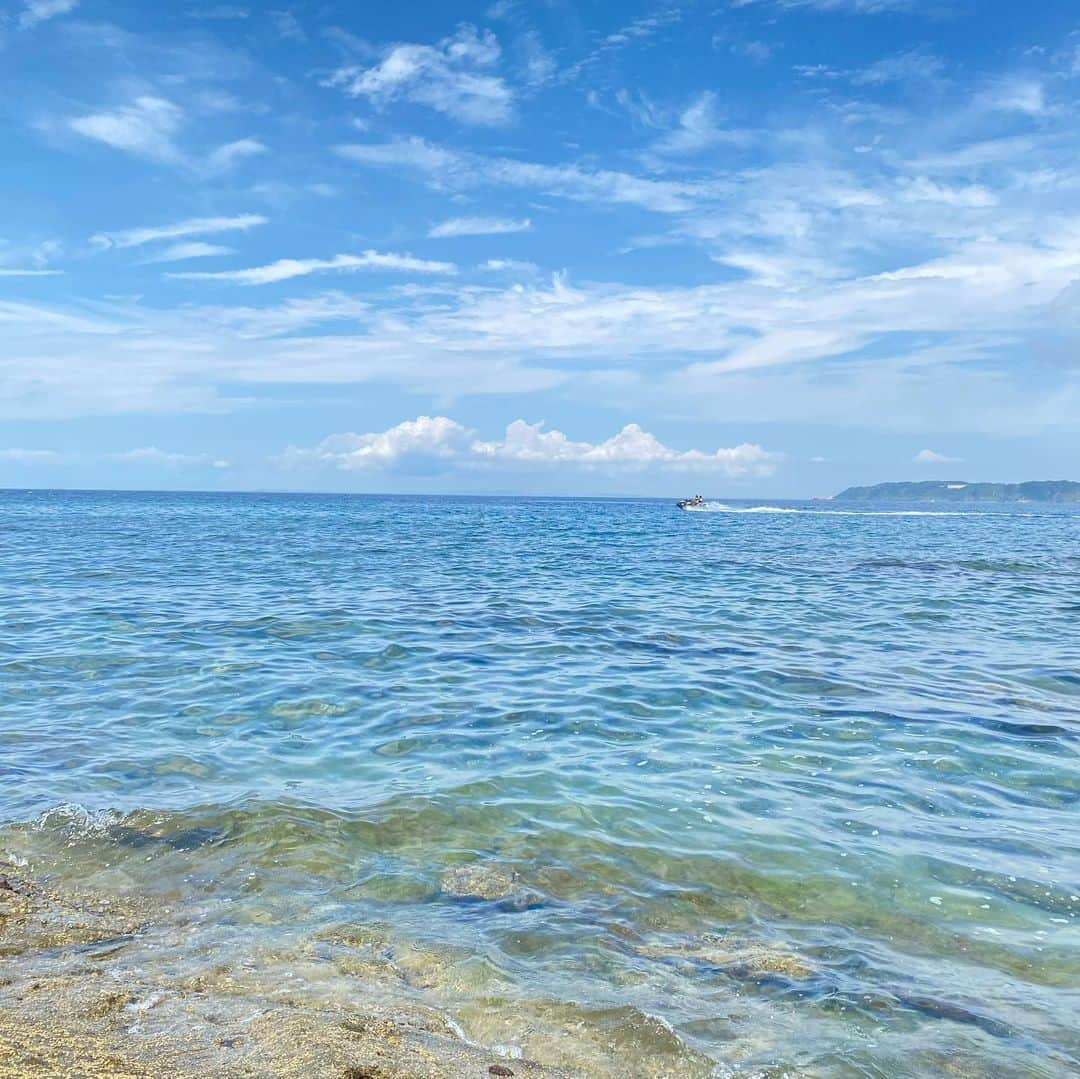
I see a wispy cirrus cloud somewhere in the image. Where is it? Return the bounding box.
[268,9,304,39]
[187,5,249,18]
[205,137,267,173]
[167,250,456,285]
[0,447,64,464]
[428,216,532,238]
[977,77,1047,116]
[566,6,684,81]
[337,137,708,213]
[278,415,780,475]
[111,446,229,467]
[650,92,747,156]
[66,97,266,174]
[68,96,185,164]
[324,25,514,126]
[91,214,267,250]
[0,446,230,468]
[17,0,78,29]
[140,242,236,264]
[731,0,915,12]
[481,258,538,275]
[852,47,945,85]
[0,268,64,276]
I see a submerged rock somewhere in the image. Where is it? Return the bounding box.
[0,874,146,956]
[635,933,815,980]
[439,863,519,901]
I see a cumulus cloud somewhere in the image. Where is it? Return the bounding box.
[18,0,77,29]
[68,96,185,164]
[324,25,514,126]
[428,216,532,238]
[278,416,780,476]
[91,214,267,250]
[911,447,963,464]
[168,251,456,285]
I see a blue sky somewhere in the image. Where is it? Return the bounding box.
[1,0,1078,496]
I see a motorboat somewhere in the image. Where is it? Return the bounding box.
[677,494,706,510]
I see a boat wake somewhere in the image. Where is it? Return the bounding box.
[684,502,993,517]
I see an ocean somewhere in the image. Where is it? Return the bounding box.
[2,489,1078,1077]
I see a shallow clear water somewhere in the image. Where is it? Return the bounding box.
[2,490,1078,1076]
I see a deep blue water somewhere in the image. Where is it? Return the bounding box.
[2,490,1078,1077]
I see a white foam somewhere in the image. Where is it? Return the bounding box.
[35,803,122,836]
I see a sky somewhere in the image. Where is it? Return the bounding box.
[1,0,1079,497]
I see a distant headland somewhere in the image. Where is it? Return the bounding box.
[835,480,1080,502]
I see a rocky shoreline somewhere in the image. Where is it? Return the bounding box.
[0,873,575,1078]
[3,869,814,1078]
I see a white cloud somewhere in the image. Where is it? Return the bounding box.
[167,250,456,285]
[0,448,63,464]
[324,25,513,126]
[602,8,683,48]
[732,0,913,11]
[279,416,781,476]
[270,10,305,40]
[279,416,474,471]
[913,448,962,464]
[979,78,1046,116]
[518,30,556,87]
[91,214,267,250]
[428,216,532,238]
[652,92,740,156]
[187,292,372,338]
[18,0,77,29]
[140,242,235,264]
[481,258,538,274]
[897,177,996,208]
[205,137,267,173]
[732,40,774,64]
[112,446,227,467]
[474,421,780,473]
[68,96,185,164]
[337,137,707,213]
[0,268,64,276]
[188,5,249,18]
[852,48,945,85]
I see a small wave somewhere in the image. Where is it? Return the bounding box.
[35,803,123,836]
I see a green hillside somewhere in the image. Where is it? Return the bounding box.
[835,480,1080,502]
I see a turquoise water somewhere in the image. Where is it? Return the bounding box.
[2,490,1078,1076]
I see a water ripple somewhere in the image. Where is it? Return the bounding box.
[1,490,1078,1077]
